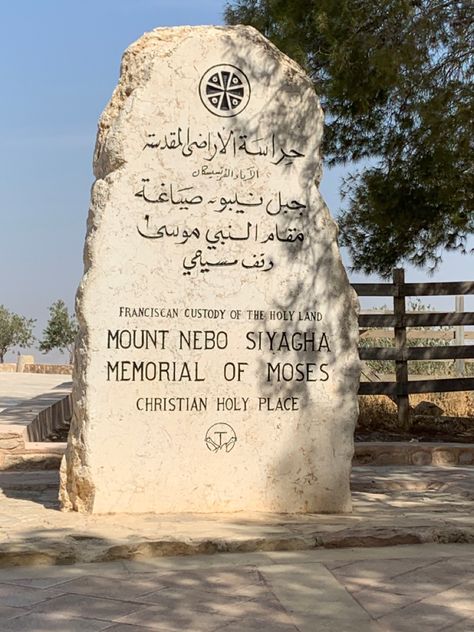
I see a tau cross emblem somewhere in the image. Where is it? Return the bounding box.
[205,423,237,453]
[199,64,251,118]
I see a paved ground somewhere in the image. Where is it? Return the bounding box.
[0,374,69,413]
[0,544,472,631]
[0,466,472,566]
[0,375,473,629]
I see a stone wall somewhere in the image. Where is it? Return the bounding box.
[0,357,71,375]
[0,391,71,470]
[354,442,474,466]
[23,364,72,375]
[0,364,16,373]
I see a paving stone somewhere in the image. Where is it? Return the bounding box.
[260,563,369,618]
[116,604,235,631]
[116,583,283,620]
[423,579,474,613]
[213,617,299,631]
[288,614,382,632]
[0,605,28,620]
[375,560,474,599]
[29,593,145,621]
[350,587,419,618]
[331,557,443,593]
[0,613,111,632]
[0,547,473,631]
[428,557,474,574]
[200,595,289,620]
[0,583,64,607]
[440,618,474,632]
[3,560,129,583]
[270,544,471,564]
[135,585,260,610]
[102,625,164,632]
[53,574,169,600]
[120,554,275,574]
[331,557,438,581]
[377,600,470,631]
[148,567,269,598]
[323,560,357,570]
[0,575,81,589]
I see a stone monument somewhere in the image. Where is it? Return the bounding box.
[60,25,360,514]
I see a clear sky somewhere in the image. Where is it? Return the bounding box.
[1,0,472,362]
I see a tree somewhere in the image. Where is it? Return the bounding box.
[225,0,473,276]
[0,305,35,363]
[39,300,78,363]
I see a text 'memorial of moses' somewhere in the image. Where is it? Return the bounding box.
[60,26,360,514]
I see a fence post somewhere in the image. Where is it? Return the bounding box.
[455,295,465,376]
[393,268,410,429]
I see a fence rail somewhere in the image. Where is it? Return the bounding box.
[352,269,474,429]
[359,345,474,361]
[359,312,474,328]
[353,281,474,297]
[359,377,474,397]
[360,329,474,340]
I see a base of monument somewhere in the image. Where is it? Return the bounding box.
[59,484,353,515]
[1,465,472,568]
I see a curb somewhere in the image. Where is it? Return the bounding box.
[1,525,473,568]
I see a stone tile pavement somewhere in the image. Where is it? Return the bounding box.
[0,374,70,413]
[0,378,473,629]
[0,545,472,631]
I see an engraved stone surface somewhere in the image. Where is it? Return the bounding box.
[60,25,360,514]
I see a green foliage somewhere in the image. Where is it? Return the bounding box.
[360,300,463,375]
[225,0,474,275]
[0,305,35,363]
[360,335,461,376]
[39,300,78,363]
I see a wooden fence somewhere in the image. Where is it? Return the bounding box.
[352,269,474,429]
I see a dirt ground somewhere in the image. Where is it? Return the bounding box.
[357,392,474,443]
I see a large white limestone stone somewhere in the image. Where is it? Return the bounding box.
[60,25,360,514]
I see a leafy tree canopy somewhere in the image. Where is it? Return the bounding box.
[0,305,35,363]
[225,0,473,275]
[39,300,78,363]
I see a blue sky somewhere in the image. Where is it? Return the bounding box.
[0,0,472,361]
